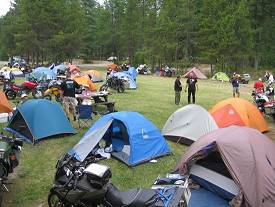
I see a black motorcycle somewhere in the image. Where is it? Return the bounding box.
[0,135,23,196]
[48,154,186,207]
[100,76,126,93]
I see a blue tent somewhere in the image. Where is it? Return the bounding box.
[112,72,137,89]
[33,67,56,80]
[5,99,76,144]
[69,111,170,166]
[123,67,138,81]
[52,63,67,74]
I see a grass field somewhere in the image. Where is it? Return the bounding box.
[0,71,271,207]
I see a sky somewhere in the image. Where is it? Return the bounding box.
[0,0,104,17]
[0,0,12,17]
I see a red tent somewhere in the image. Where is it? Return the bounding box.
[183,67,207,79]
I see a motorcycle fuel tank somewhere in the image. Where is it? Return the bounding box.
[22,81,37,88]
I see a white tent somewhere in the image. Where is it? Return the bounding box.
[162,104,218,145]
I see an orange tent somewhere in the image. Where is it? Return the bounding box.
[85,70,104,82]
[209,98,268,132]
[73,76,97,91]
[69,64,81,73]
[108,64,118,71]
[0,92,13,113]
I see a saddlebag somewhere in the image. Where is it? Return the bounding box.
[84,163,111,189]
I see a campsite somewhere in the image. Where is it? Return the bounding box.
[0,65,274,206]
[1,0,275,206]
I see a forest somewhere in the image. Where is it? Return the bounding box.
[0,0,275,71]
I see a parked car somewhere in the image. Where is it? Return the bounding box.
[107,56,117,61]
[241,73,251,84]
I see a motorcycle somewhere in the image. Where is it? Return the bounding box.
[4,78,39,100]
[0,135,23,193]
[48,154,186,207]
[43,80,63,102]
[252,84,275,121]
[99,76,126,93]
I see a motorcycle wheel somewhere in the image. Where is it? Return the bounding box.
[32,90,43,99]
[117,85,125,93]
[5,90,16,100]
[43,94,52,101]
[272,114,275,122]
[48,192,71,207]
[99,84,108,92]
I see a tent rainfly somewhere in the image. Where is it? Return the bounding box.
[183,67,207,79]
[162,104,218,145]
[5,99,76,143]
[175,126,275,207]
[69,111,170,166]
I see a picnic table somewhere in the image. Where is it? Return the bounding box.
[75,91,116,114]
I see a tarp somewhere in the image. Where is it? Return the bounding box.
[0,91,13,113]
[183,67,207,79]
[5,99,76,143]
[162,104,218,145]
[33,67,56,80]
[112,72,137,89]
[85,70,104,82]
[123,67,138,80]
[69,111,170,166]
[0,66,24,77]
[209,98,268,132]
[73,76,97,91]
[175,126,275,207]
[212,72,230,82]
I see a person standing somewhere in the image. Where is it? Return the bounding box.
[254,78,264,94]
[268,72,274,85]
[232,73,240,98]
[174,76,182,105]
[185,73,198,104]
[60,73,80,121]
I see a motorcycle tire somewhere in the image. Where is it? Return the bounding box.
[99,84,109,92]
[117,85,125,93]
[5,90,16,100]
[43,94,52,101]
[48,192,72,207]
[32,90,43,99]
[272,114,275,122]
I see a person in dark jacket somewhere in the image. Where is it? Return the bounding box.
[174,76,182,105]
[231,73,240,98]
[60,73,80,121]
[185,73,198,104]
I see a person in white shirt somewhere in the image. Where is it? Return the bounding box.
[268,72,274,84]
[3,69,10,80]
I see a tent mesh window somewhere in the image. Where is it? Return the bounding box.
[9,112,33,141]
[196,151,232,179]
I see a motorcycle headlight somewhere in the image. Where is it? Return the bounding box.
[0,151,5,159]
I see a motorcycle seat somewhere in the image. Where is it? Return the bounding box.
[106,183,157,207]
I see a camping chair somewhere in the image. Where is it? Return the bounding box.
[76,104,93,129]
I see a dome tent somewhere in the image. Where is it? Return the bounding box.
[209,98,268,132]
[5,99,76,143]
[69,111,170,166]
[175,126,275,207]
[162,104,218,145]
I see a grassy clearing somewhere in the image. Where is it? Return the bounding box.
[0,72,271,207]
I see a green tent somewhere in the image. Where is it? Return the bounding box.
[212,72,230,82]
